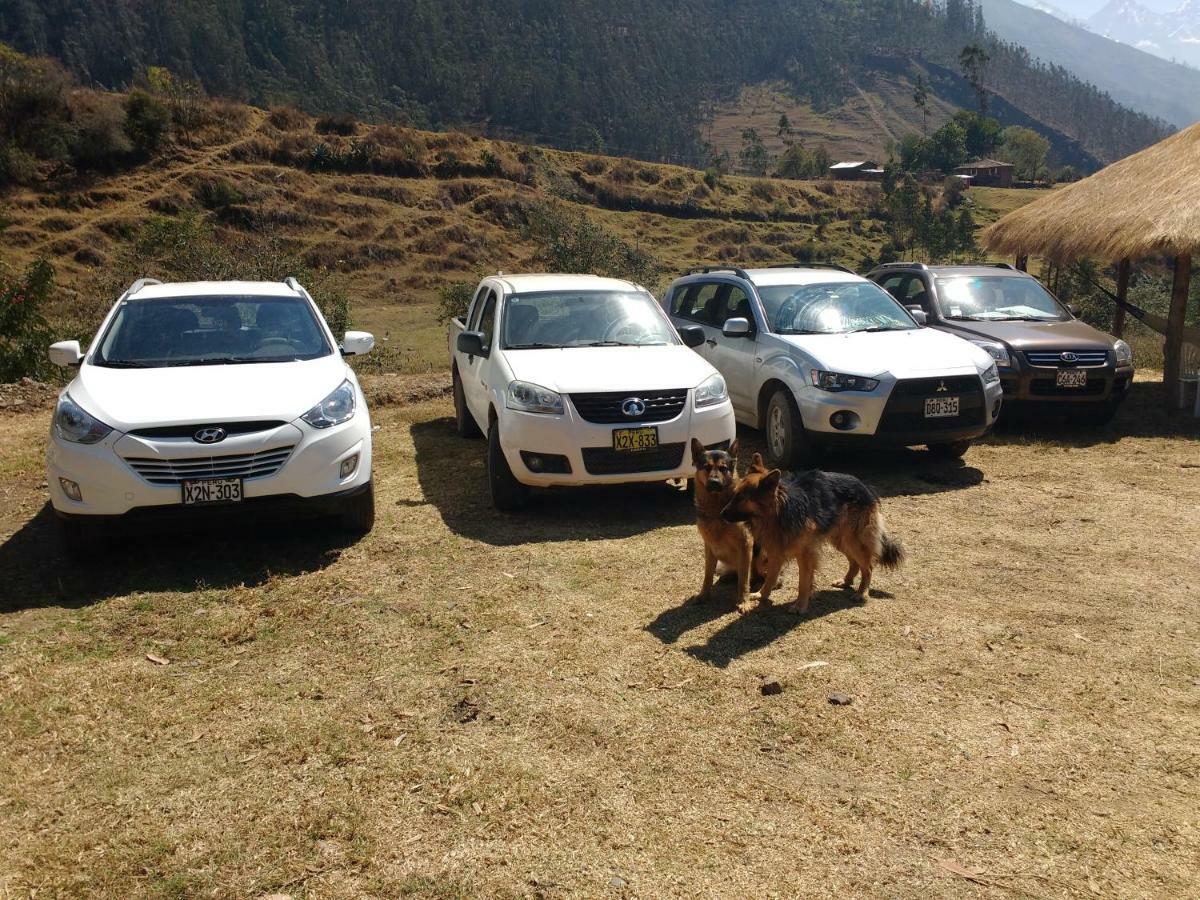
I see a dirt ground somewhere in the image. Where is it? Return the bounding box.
[0,376,1197,898]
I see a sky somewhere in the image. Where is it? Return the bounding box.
[1033,0,1183,16]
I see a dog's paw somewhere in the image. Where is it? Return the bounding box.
[788,597,811,615]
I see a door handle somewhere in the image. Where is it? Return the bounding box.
[705,339,717,347]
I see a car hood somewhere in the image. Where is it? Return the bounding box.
[504,345,718,394]
[780,327,990,377]
[940,318,1115,350]
[70,355,349,431]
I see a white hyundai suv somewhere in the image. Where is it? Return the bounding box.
[45,278,376,552]
[663,265,1003,467]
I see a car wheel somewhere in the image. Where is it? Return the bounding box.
[453,367,482,438]
[488,421,527,512]
[764,389,808,469]
[927,439,971,459]
[339,481,376,534]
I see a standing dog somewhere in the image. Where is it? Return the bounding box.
[720,464,904,612]
[691,438,754,605]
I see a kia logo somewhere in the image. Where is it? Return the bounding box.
[1060,351,1078,363]
[621,397,646,417]
[193,427,227,444]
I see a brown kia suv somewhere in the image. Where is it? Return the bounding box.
[868,263,1134,424]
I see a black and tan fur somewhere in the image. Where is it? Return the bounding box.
[691,438,754,605]
[721,461,905,612]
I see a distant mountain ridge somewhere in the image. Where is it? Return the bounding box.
[981,0,1200,126]
[1089,0,1200,66]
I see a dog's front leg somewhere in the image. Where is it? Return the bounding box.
[792,548,816,614]
[746,552,784,612]
[734,532,753,606]
[698,545,718,601]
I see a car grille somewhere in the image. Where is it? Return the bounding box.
[581,442,685,475]
[127,420,289,439]
[569,389,688,424]
[1024,350,1109,368]
[877,375,986,434]
[1029,378,1107,396]
[123,446,295,485]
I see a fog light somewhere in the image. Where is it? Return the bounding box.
[829,410,860,431]
[339,454,359,479]
[519,451,571,474]
[59,478,82,502]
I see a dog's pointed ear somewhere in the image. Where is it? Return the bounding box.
[762,469,782,491]
[690,437,706,468]
[728,438,739,461]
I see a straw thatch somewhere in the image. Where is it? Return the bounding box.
[983,122,1200,263]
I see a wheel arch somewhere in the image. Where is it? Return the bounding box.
[757,378,793,429]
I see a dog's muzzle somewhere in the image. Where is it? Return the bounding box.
[706,479,724,493]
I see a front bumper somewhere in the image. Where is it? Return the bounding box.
[499,395,736,487]
[47,413,372,517]
[999,361,1134,405]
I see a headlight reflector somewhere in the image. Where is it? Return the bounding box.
[301,380,356,428]
[53,394,113,444]
[506,380,564,415]
[967,339,1011,367]
[694,373,728,408]
[810,370,879,393]
[1114,339,1133,366]
[982,363,1000,385]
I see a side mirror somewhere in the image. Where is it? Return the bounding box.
[1067,304,1080,317]
[722,317,753,338]
[457,330,489,357]
[677,325,705,349]
[905,307,928,326]
[341,330,375,356]
[49,340,83,367]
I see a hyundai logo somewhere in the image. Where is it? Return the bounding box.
[621,397,647,417]
[193,427,227,444]
[1060,351,1078,363]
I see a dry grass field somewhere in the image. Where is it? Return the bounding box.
[1,374,1196,898]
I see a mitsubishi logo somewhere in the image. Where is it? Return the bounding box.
[193,427,227,444]
[936,381,949,392]
[1060,351,1078,363]
[621,397,647,417]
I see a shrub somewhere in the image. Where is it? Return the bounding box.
[123,89,171,155]
[436,280,477,324]
[0,258,55,382]
[522,202,660,286]
[268,106,309,131]
[315,113,357,136]
[194,177,244,210]
[68,91,131,170]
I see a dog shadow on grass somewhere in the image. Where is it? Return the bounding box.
[0,503,354,612]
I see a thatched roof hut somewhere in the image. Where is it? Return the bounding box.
[983,122,1200,409]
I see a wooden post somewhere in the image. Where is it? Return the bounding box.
[1112,258,1131,338]
[1015,254,1028,272]
[1164,254,1192,410]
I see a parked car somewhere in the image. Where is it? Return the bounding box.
[661,264,1003,467]
[867,263,1134,423]
[46,278,376,552]
[448,273,736,510]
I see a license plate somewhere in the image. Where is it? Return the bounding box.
[181,478,243,505]
[612,426,659,452]
[1057,369,1087,388]
[924,396,960,418]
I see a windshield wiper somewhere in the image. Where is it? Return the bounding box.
[167,356,290,366]
[944,315,988,321]
[505,342,562,350]
[851,326,909,333]
[577,340,645,347]
[96,360,152,369]
[776,329,824,335]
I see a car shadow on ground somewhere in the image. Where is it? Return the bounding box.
[646,582,875,669]
[0,504,355,613]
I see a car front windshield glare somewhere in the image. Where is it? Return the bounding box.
[758,282,917,335]
[94,295,331,368]
[501,290,676,348]
[935,276,1068,322]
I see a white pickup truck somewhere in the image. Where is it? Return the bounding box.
[448,273,736,509]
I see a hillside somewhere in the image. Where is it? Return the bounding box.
[979,0,1200,127]
[0,0,1170,168]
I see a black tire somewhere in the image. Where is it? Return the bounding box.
[57,516,95,560]
[927,439,971,460]
[453,367,482,438]
[488,421,527,512]
[763,389,808,469]
[339,481,376,534]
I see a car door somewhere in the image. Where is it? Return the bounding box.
[464,287,498,422]
[705,282,760,417]
[669,281,722,366]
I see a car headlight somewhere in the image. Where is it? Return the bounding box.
[506,380,564,415]
[967,339,1011,367]
[54,393,113,444]
[1114,339,1133,366]
[810,370,880,393]
[694,372,728,408]
[301,379,356,428]
[982,363,999,385]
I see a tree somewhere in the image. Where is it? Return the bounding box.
[959,43,991,114]
[912,74,929,136]
[739,127,769,176]
[776,113,794,146]
[1000,125,1049,181]
[926,120,968,173]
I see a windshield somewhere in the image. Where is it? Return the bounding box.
[94,295,332,368]
[500,290,677,349]
[758,282,917,335]
[935,275,1069,322]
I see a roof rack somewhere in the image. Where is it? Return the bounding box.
[767,262,855,275]
[686,266,752,279]
[988,262,1014,270]
[284,276,303,291]
[127,277,162,296]
[874,262,930,270]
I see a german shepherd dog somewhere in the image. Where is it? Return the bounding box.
[721,459,904,612]
[691,438,754,605]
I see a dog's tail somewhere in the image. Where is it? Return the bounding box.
[873,509,905,570]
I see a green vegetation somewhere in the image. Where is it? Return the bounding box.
[0,258,53,381]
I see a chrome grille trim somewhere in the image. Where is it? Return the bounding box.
[122,446,295,485]
[1024,350,1109,368]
